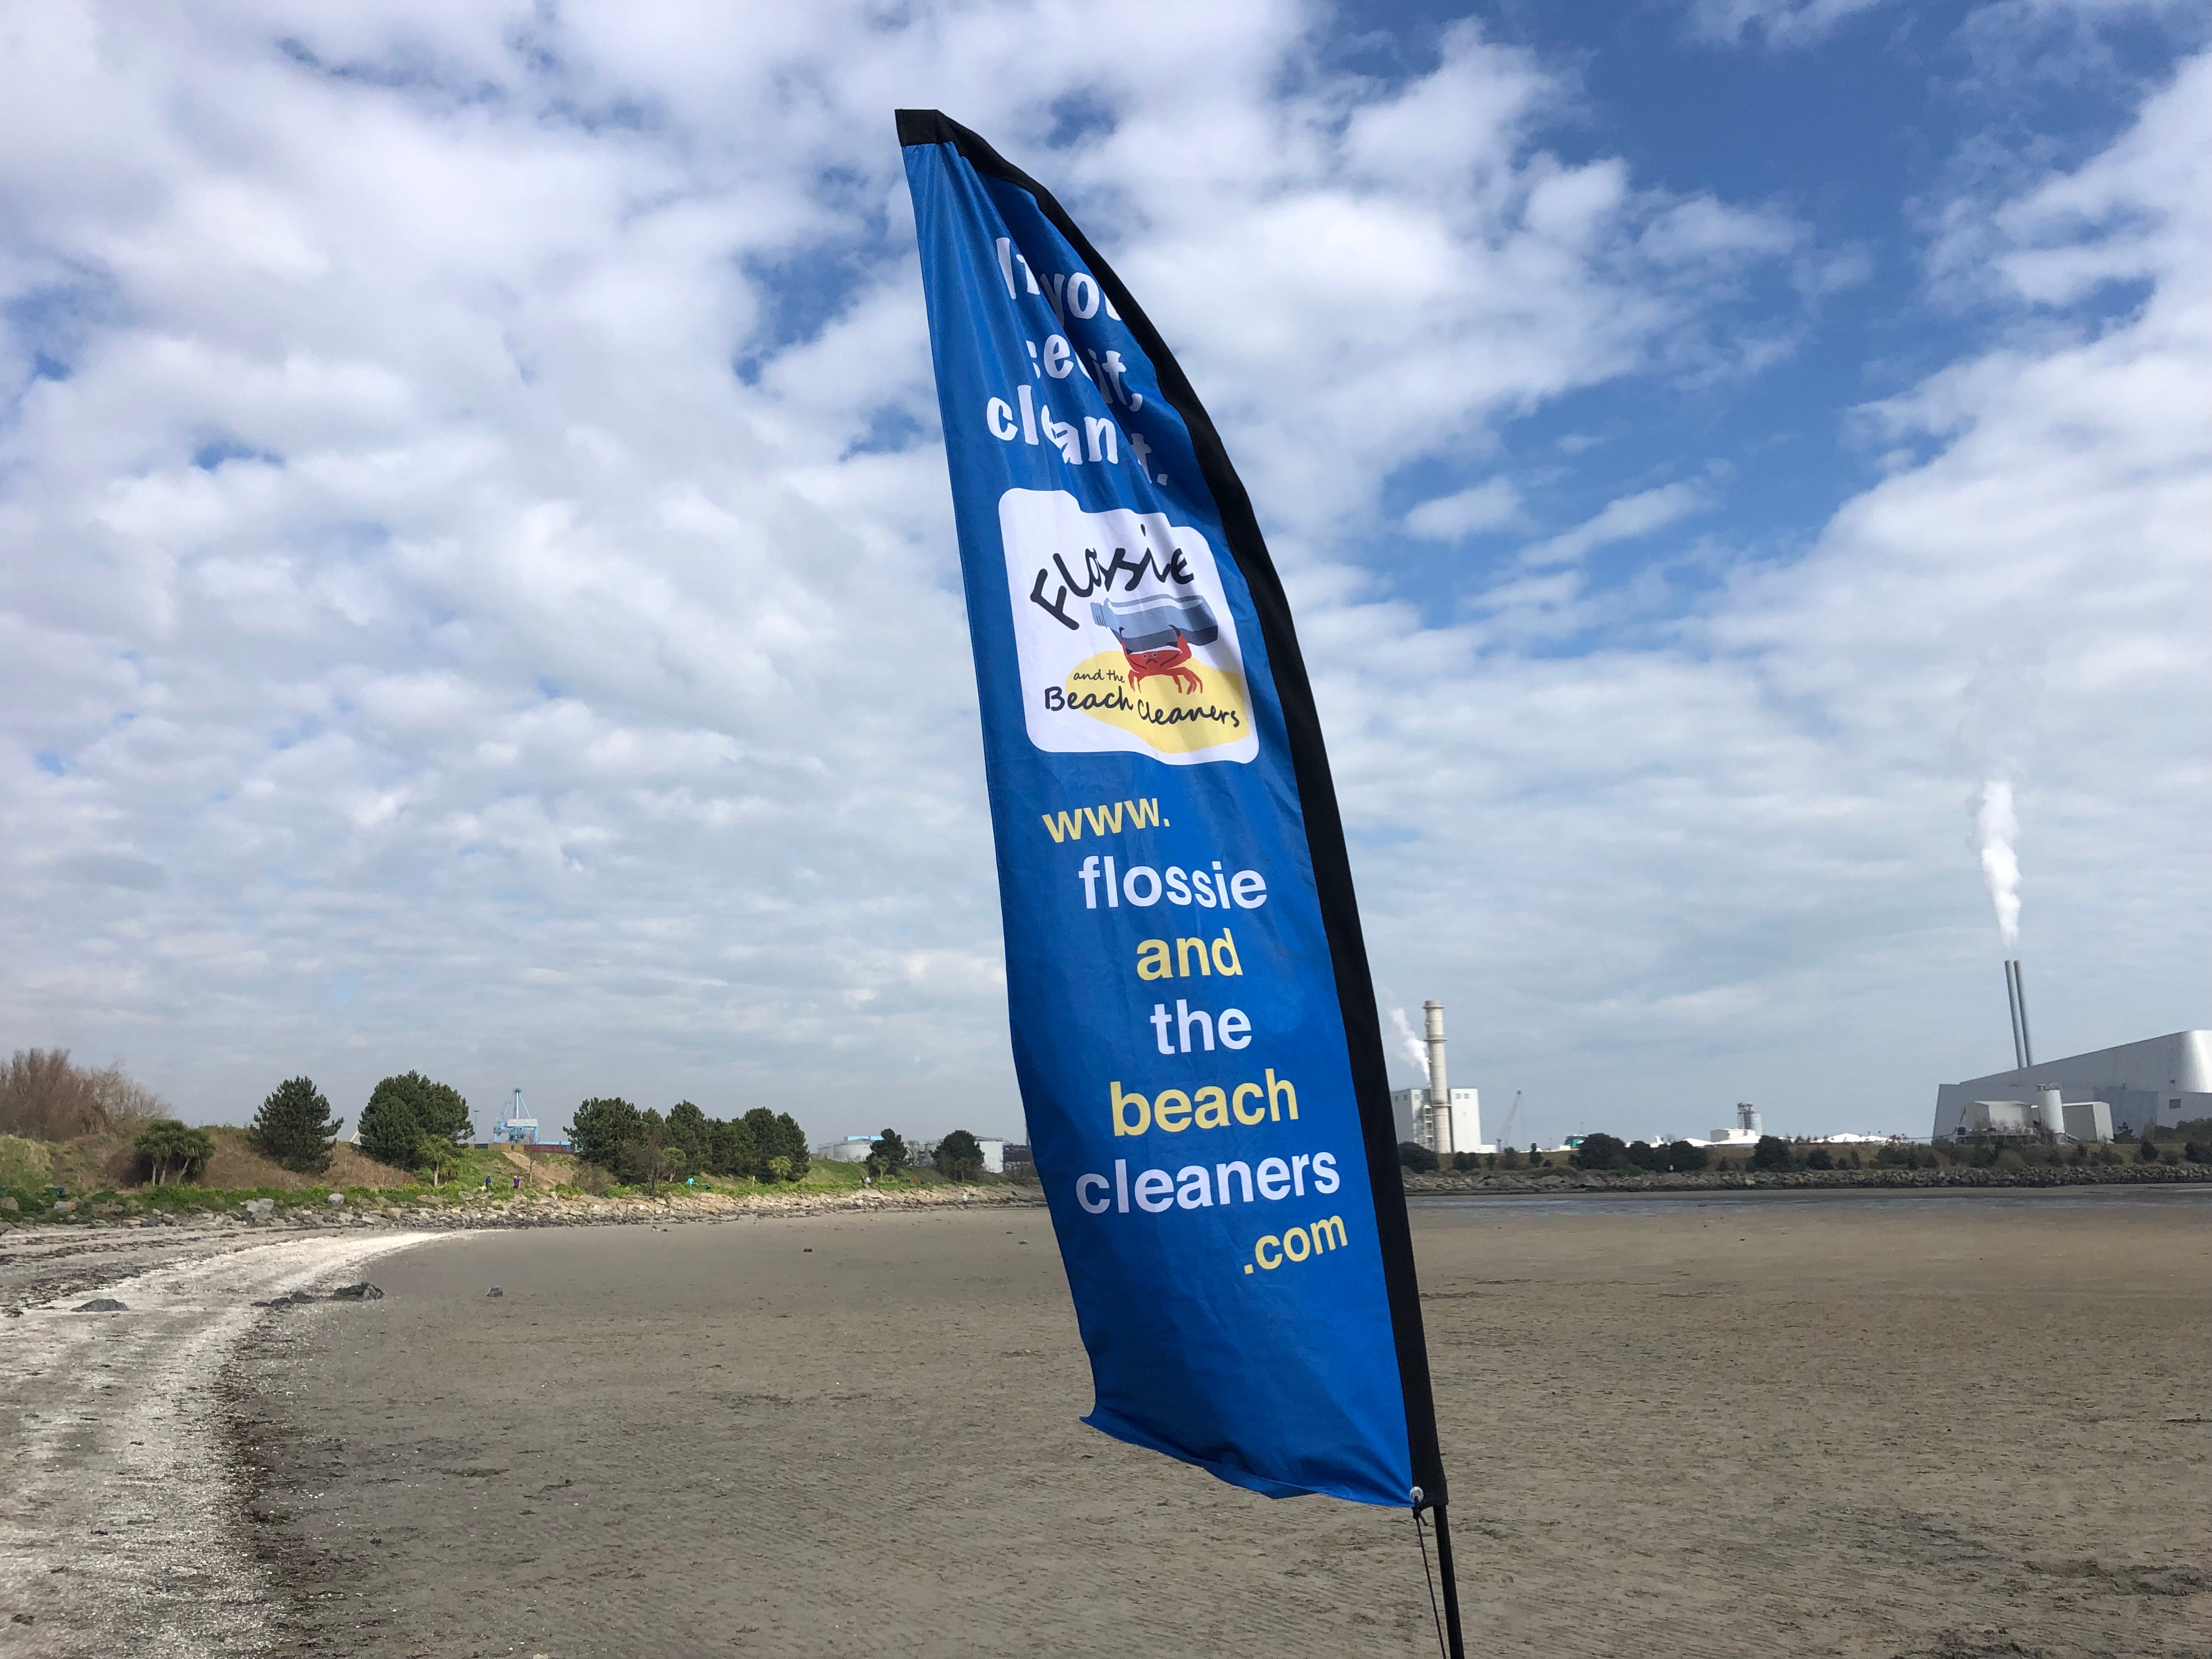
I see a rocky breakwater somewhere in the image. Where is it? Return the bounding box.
[236,1181,1049,1233]
[1403,1161,2211,1195]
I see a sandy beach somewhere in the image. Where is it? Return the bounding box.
[5,1188,2205,1657]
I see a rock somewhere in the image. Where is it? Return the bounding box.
[73,1298,128,1313]
[326,1192,346,1206]
[486,1286,504,1297]
[329,1283,383,1300]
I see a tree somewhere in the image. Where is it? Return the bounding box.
[620,1113,682,1194]
[1572,1133,1629,1172]
[1625,1139,1665,1172]
[1666,1140,1709,1172]
[415,1135,460,1188]
[134,1119,215,1185]
[251,1077,342,1173]
[736,1108,782,1178]
[666,1101,714,1173]
[1398,1141,1438,1173]
[364,1071,471,1153]
[2137,1135,2162,1163]
[1803,1145,1835,1171]
[570,1097,641,1171]
[1748,1135,1795,1171]
[712,1114,760,1178]
[357,1089,423,1169]
[935,1128,986,1180]
[771,1113,810,1181]
[867,1128,911,1181]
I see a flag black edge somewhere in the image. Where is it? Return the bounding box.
[896,108,1447,1508]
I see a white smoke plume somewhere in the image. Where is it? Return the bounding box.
[1973,780,2022,947]
[1389,1007,1429,1077]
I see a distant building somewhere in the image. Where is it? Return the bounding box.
[818,1136,880,1164]
[1934,1032,2211,1141]
[1392,1087,1486,1155]
[1699,1103,1764,1147]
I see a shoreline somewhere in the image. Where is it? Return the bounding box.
[1402,1160,2209,1197]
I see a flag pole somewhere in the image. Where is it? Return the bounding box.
[1432,1503,1468,1659]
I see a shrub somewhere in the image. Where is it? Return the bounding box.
[415,1135,460,1187]
[1398,1141,1438,1173]
[935,1129,986,1180]
[251,1077,342,1173]
[2185,1142,2211,1165]
[1666,1139,1709,1172]
[1803,1146,1835,1171]
[1624,1139,1665,1172]
[133,1119,215,1185]
[0,1049,108,1139]
[2137,1137,2162,1163]
[1571,1133,1629,1172]
[1748,1135,1795,1172]
[1451,1150,1481,1173]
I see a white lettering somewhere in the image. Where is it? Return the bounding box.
[986,397,1017,441]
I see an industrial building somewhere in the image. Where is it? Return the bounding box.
[1391,1000,1491,1155]
[1934,1031,2212,1141]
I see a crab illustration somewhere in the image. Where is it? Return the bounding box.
[1121,630,1204,696]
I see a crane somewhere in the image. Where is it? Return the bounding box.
[1497,1090,1522,1153]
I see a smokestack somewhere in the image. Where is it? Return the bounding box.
[2004,961,2025,1070]
[1423,1000,1453,1155]
[2013,959,2035,1069]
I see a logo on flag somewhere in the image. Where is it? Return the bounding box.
[999,488,1257,763]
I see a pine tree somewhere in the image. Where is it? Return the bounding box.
[357,1089,422,1168]
[570,1097,640,1171]
[251,1077,342,1173]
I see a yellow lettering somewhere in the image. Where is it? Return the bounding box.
[1153,1088,1192,1133]
[1254,1234,1282,1270]
[1283,1226,1311,1262]
[1267,1069,1297,1122]
[1111,1081,1150,1137]
[1193,1085,1229,1130]
[1175,936,1211,977]
[1311,1215,1347,1252]
[1136,939,1172,981]
[1211,927,1241,975]
[1232,1082,1265,1125]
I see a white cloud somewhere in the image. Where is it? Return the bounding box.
[0,3,2201,1150]
[1405,479,1523,540]
[1519,483,1711,569]
[1686,0,1888,48]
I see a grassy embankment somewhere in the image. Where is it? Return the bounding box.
[0,1127,1005,1224]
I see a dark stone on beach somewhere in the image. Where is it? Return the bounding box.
[486,1286,504,1297]
[72,1298,127,1313]
[329,1283,384,1300]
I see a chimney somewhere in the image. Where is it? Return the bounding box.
[1423,999,1454,1155]
[2036,1085,2064,1136]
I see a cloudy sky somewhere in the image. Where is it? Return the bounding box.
[3,0,2205,1147]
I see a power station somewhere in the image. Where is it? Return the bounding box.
[1932,961,2212,1141]
[1391,1000,1489,1155]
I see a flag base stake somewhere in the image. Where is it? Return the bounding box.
[1433,1503,1468,1659]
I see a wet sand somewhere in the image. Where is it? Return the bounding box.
[198,1187,2208,1659]
[7,1188,2194,1657]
